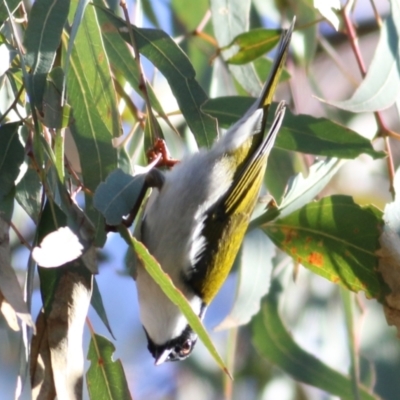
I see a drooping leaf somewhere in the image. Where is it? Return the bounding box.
[216,229,275,330]
[264,195,387,300]
[68,0,121,138]
[224,28,281,65]
[95,4,217,148]
[23,0,70,111]
[253,158,343,227]
[252,283,380,400]
[95,4,171,121]
[326,0,400,112]
[0,122,25,201]
[210,0,262,96]
[42,67,71,129]
[0,0,21,27]
[202,98,385,158]
[93,168,147,226]
[91,278,115,339]
[118,227,229,376]
[86,334,132,400]
[291,0,318,66]
[277,158,342,219]
[66,36,118,244]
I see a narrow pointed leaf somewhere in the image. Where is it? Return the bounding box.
[119,227,229,376]
[252,284,381,400]
[210,0,261,96]
[326,0,400,112]
[95,4,217,147]
[0,122,24,200]
[225,28,281,65]
[23,0,70,111]
[202,98,385,158]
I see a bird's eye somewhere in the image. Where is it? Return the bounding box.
[179,339,192,356]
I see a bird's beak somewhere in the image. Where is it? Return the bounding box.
[154,349,172,366]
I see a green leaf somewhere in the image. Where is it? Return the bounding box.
[95,5,217,148]
[93,168,146,226]
[68,0,121,138]
[23,0,70,111]
[119,227,229,376]
[216,229,275,330]
[225,28,281,65]
[0,0,21,27]
[277,158,343,219]
[292,0,318,66]
[252,158,343,227]
[210,0,262,96]
[202,98,385,159]
[264,195,387,300]
[43,67,71,129]
[95,7,167,120]
[66,3,119,245]
[86,334,132,400]
[326,0,400,112]
[91,278,115,339]
[0,122,24,200]
[252,283,380,400]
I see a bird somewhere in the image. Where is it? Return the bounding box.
[134,19,294,365]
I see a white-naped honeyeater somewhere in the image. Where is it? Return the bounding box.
[135,18,294,365]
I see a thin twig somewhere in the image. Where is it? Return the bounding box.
[10,221,33,251]
[341,3,397,198]
[368,0,383,27]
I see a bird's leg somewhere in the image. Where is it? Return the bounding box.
[147,138,179,168]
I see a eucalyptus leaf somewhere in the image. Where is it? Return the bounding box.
[225,28,281,65]
[23,0,70,111]
[86,334,132,400]
[0,0,21,27]
[252,283,380,400]
[95,4,217,148]
[326,0,400,112]
[0,122,24,200]
[264,195,387,300]
[119,228,229,375]
[94,168,147,226]
[202,98,385,159]
[210,0,261,96]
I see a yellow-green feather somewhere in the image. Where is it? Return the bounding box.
[189,21,294,304]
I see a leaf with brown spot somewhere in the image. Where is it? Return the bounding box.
[86,334,132,399]
[264,195,387,300]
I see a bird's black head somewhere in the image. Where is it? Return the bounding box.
[145,324,198,364]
